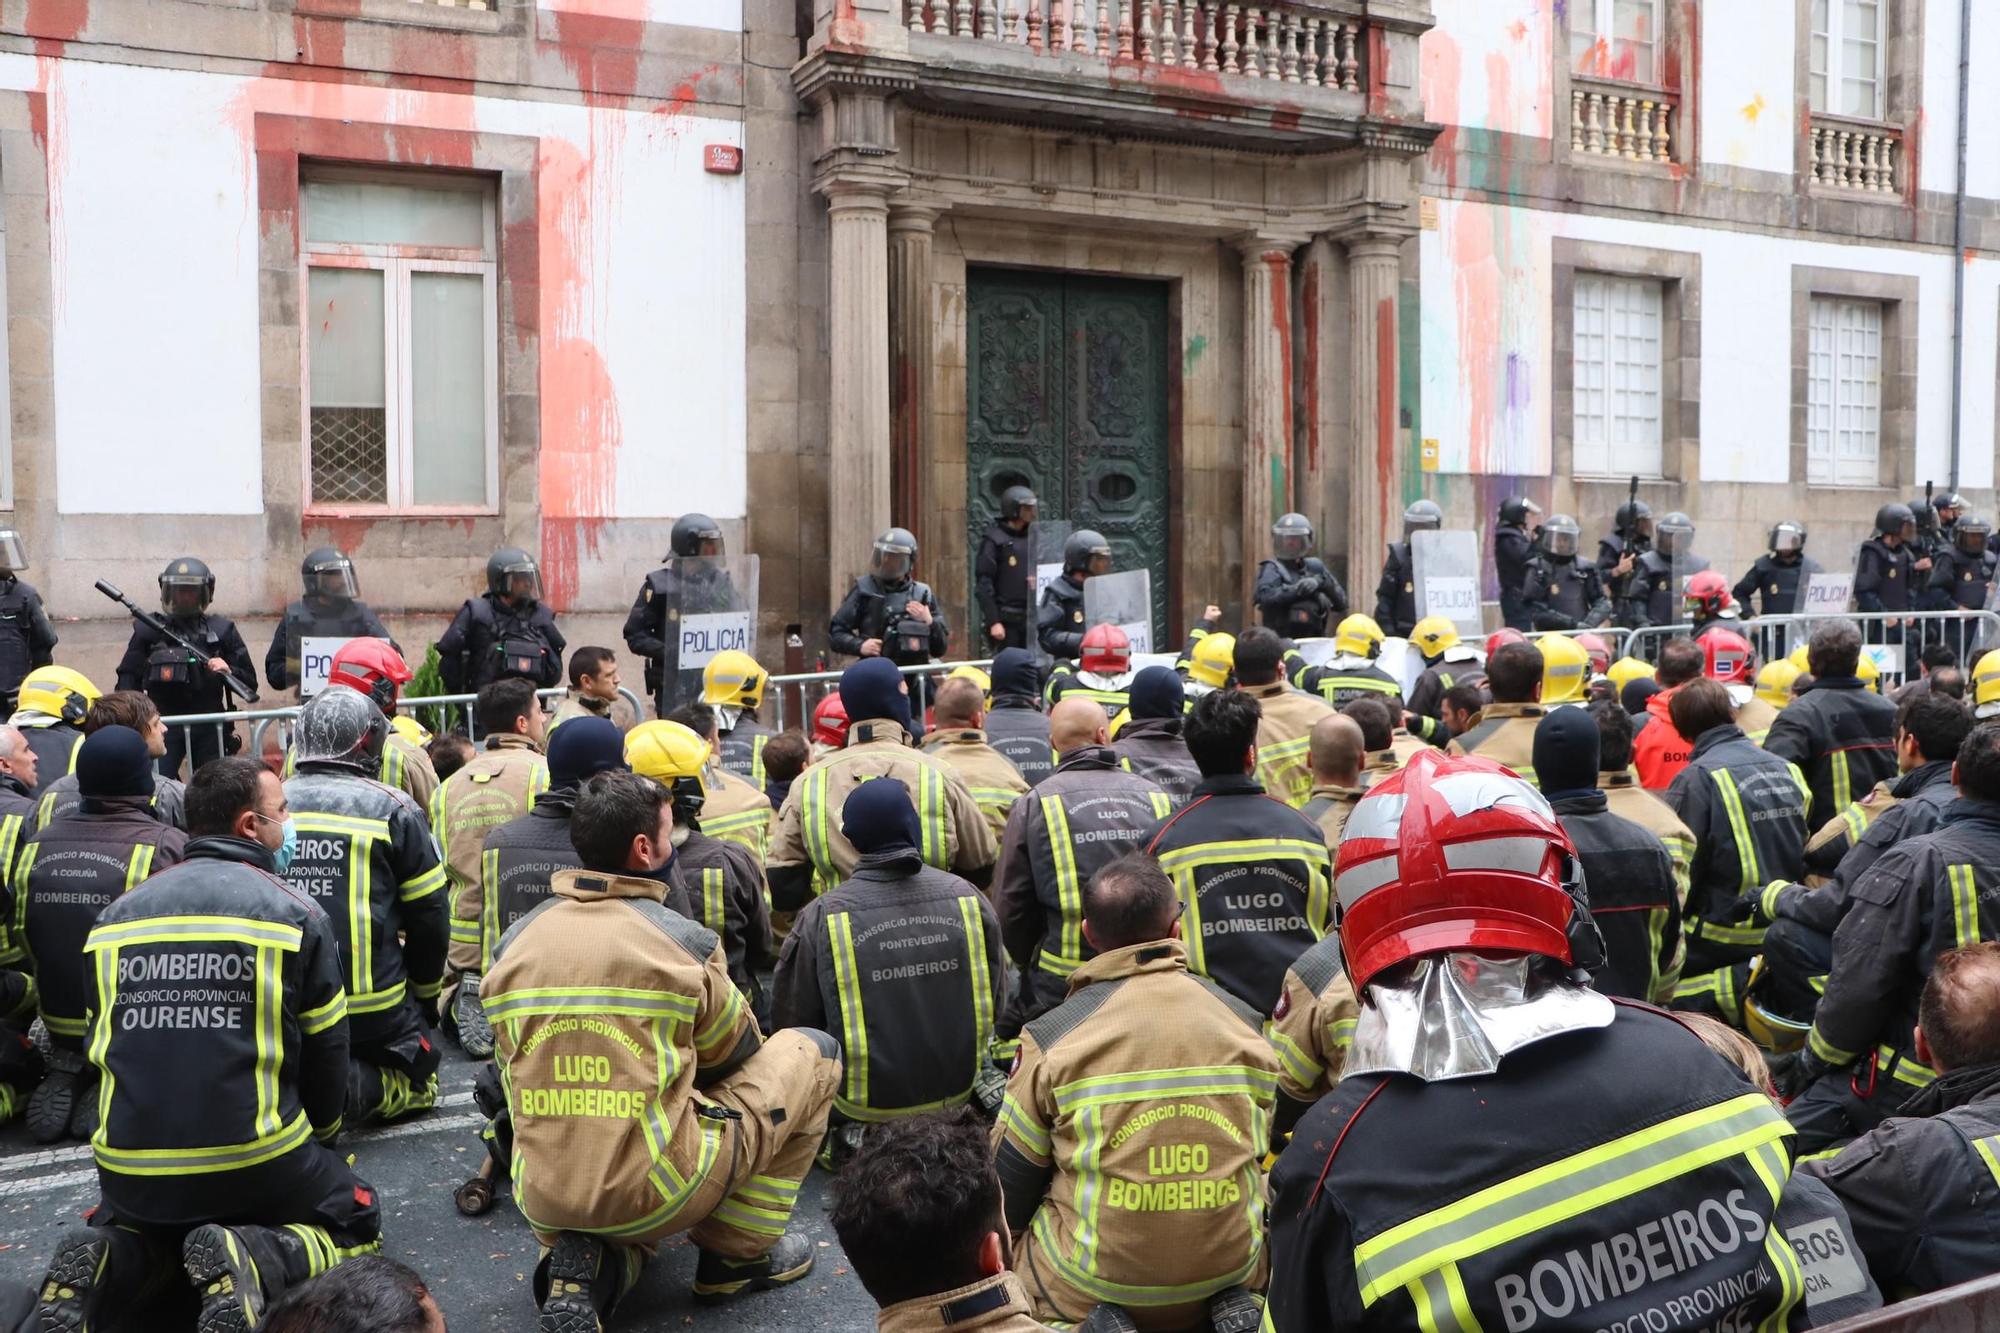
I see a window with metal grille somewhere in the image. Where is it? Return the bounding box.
[1810,0,1884,120]
[1571,0,1661,84]
[302,173,498,513]
[1572,273,1663,479]
[1807,296,1883,486]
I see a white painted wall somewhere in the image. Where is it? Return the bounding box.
[1698,0,1794,175]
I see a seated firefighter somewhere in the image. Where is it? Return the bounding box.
[30,758,381,1332]
[994,851,1277,1332]
[482,769,842,1327]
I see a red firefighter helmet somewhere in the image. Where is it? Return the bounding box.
[1080,623,1132,677]
[1684,569,1733,620]
[1575,632,1612,677]
[811,691,850,749]
[1334,750,1589,992]
[1485,627,1528,657]
[327,638,413,711]
[1702,628,1755,686]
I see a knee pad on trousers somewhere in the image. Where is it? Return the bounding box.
[795,1027,842,1062]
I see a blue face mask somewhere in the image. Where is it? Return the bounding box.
[257,812,298,874]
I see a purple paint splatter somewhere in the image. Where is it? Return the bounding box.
[1505,351,1533,412]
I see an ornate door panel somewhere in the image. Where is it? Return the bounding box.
[966,269,1170,635]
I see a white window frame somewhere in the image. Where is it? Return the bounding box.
[1806,296,1883,487]
[1810,0,1886,121]
[299,171,500,516]
[1571,0,1663,86]
[1571,273,1664,480]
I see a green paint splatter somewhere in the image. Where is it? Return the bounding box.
[1399,276,1423,504]
[1271,458,1287,524]
[1184,335,1209,373]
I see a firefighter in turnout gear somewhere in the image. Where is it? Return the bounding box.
[831,528,949,667]
[1590,697,1696,924]
[1403,617,1486,743]
[0,530,55,713]
[1039,530,1113,662]
[435,678,549,1058]
[975,484,1038,652]
[263,548,396,694]
[1287,614,1402,710]
[29,758,385,1333]
[481,769,842,1326]
[1373,498,1441,637]
[1522,515,1612,631]
[115,557,256,777]
[621,513,741,705]
[439,548,566,693]
[284,686,446,1127]
[1270,930,1360,1125]
[1446,640,1547,784]
[1227,628,1334,808]
[1622,512,1709,629]
[1141,687,1332,1016]
[995,697,1174,1035]
[1047,623,1136,717]
[1855,504,1919,622]
[1255,512,1346,638]
[1783,725,2000,1152]
[922,676,1030,842]
[1763,621,1896,827]
[768,658,997,911]
[706,649,773,787]
[628,720,773,1020]
[11,667,95,798]
[985,648,1056,787]
[17,726,186,1144]
[992,852,1279,1331]
[1662,679,1809,1027]
[1494,496,1543,631]
[1265,748,1880,1333]
[664,701,775,865]
[773,777,1003,1124]
[315,638,438,811]
[1108,665,1201,805]
[1536,632,1591,707]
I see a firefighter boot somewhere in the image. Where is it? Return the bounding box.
[1075,1304,1141,1333]
[183,1225,268,1333]
[453,972,495,1058]
[538,1232,608,1333]
[67,1068,99,1143]
[26,1047,83,1145]
[1208,1286,1263,1333]
[691,1231,815,1304]
[34,1227,109,1332]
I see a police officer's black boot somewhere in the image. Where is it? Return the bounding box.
[182,1225,268,1333]
[33,1227,108,1331]
[691,1231,815,1304]
[25,1047,83,1145]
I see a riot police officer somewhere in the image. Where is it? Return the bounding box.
[1597,498,1653,608]
[438,548,566,693]
[621,513,742,709]
[263,548,395,694]
[1254,512,1345,638]
[1493,496,1542,631]
[1733,520,1818,617]
[1373,498,1440,637]
[1038,529,1112,662]
[113,558,255,778]
[1856,502,1918,627]
[1521,515,1611,630]
[1619,510,1708,628]
[830,528,948,666]
[974,485,1037,652]
[1916,490,1965,567]
[1927,511,1994,662]
[0,530,55,712]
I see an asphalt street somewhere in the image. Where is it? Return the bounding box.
[0,1044,881,1332]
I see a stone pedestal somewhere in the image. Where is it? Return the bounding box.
[824,179,895,602]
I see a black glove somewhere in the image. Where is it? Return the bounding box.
[1776,1048,1832,1102]
[1723,895,1763,926]
[1294,576,1321,599]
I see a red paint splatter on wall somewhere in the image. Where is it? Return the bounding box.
[1422,30,1461,186]
[1301,260,1320,474]
[1270,255,1294,511]
[24,0,87,55]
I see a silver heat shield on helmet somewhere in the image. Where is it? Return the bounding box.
[292,685,388,771]
[1343,954,1614,1083]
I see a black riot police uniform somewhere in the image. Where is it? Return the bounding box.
[114,559,255,778]
[1493,498,1541,632]
[1855,505,1917,622]
[438,549,565,694]
[1038,530,1113,663]
[621,513,741,709]
[1255,512,1345,639]
[1522,518,1611,631]
[975,487,1037,652]
[1925,518,1994,660]
[1596,499,1653,610]
[831,528,948,666]
[1373,499,1442,638]
[1619,513,1709,629]
[1734,545,1820,617]
[0,531,55,711]
[264,549,395,694]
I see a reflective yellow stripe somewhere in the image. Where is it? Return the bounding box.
[919,764,946,869]
[1949,863,1981,950]
[299,991,346,1036]
[802,766,833,879]
[124,845,155,893]
[96,1110,313,1176]
[1880,1044,1936,1089]
[479,847,501,972]
[1409,1263,1482,1333]
[998,1091,1051,1157]
[1973,1134,2000,1187]
[1831,751,1851,816]
[253,944,282,1138]
[482,986,698,1023]
[1043,795,1084,967]
[1266,1024,1323,1092]
[827,912,869,1112]
[1839,802,1867,845]
[1710,769,1761,895]
[9,844,33,942]
[86,916,302,953]
[692,984,745,1059]
[1786,762,1810,819]
[1807,1027,1859,1066]
[750,733,768,789]
[701,867,726,935]
[961,896,993,1090]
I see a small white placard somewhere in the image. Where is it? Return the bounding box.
[299,637,357,697]
[678,612,754,669]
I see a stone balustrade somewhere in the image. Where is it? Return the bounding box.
[1808,118,1901,194]
[904,0,1365,91]
[1569,81,1675,163]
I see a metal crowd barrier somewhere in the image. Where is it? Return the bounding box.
[1524,626,1637,657]
[766,658,996,732]
[1622,609,2000,675]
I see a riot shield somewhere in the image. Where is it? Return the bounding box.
[281,546,405,703]
[1031,521,1074,666]
[1084,569,1155,655]
[655,554,760,717]
[1411,530,1483,639]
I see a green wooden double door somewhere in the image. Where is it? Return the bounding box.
[964,268,1171,638]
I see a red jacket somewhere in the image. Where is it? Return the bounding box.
[1632,685,1692,790]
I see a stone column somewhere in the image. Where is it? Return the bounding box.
[825,179,896,604]
[1235,233,1305,606]
[1345,234,1406,585]
[888,205,939,541]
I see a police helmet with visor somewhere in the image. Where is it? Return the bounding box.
[160,557,215,616]
[301,547,358,602]
[1542,514,1581,560]
[1403,499,1443,538]
[1000,485,1038,525]
[1063,530,1114,579]
[486,548,542,604]
[669,513,724,560]
[0,530,29,577]
[1498,497,1542,527]
[871,528,919,587]
[1614,500,1653,538]
[1769,522,1806,557]
[1271,513,1314,563]
[1875,503,1916,543]
[1957,515,1991,558]
[1655,513,1695,559]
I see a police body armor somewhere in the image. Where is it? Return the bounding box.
[1739,555,1817,617]
[0,576,53,702]
[624,563,739,695]
[136,615,242,713]
[1931,545,1996,610]
[1524,559,1607,631]
[1257,557,1339,638]
[1374,543,1418,637]
[1855,539,1913,614]
[1628,549,1711,627]
[268,600,391,693]
[834,576,944,667]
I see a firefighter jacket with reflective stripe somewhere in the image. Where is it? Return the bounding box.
[717,713,773,788]
[16,797,186,1041]
[1267,1001,1882,1333]
[1602,772,1695,920]
[1046,668,1133,719]
[286,766,448,1034]
[877,1272,1055,1333]
[85,837,351,1223]
[1769,761,1955,938]
[1268,933,1357,1105]
[1406,659,1486,725]
[36,772,185,834]
[923,729,1030,842]
[1763,678,1896,827]
[484,867,759,1240]
[994,748,1174,1026]
[432,735,547,976]
[671,827,772,1011]
[1286,651,1403,711]
[992,939,1280,1320]
[768,720,997,911]
[986,702,1055,787]
[703,764,772,864]
[772,849,1000,1122]
[1665,725,1808,964]
[1300,783,1366,850]
[1239,680,1336,809]
[1807,1062,2000,1298]
[1801,778,1895,879]
[479,794,585,974]
[1141,774,1332,1017]
[16,718,82,797]
[1549,791,1683,1004]
[1807,799,2000,1084]
[1109,717,1200,807]
[0,776,36,969]
[1445,702,1544,786]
